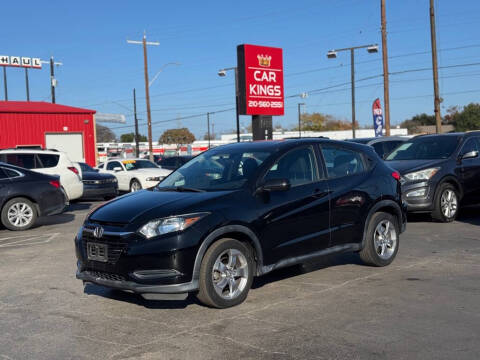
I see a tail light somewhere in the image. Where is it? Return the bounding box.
[391,171,401,181]
[68,166,79,175]
[49,180,61,188]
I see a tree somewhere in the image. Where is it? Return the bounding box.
[120,132,147,142]
[454,103,480,132]
[96,124,116,142]
[400,113,436,133]
[159,128,195,144]
[292,112,358,131]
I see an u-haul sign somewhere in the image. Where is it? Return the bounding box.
[237,44,284,116]
[0,56,42,69]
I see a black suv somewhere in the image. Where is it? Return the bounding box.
[385,132,480,222]
[75,139,406,308]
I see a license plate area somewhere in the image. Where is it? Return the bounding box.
[87,242,108,262]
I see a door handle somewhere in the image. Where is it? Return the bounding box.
[313,189,330,198]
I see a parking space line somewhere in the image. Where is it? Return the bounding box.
[0,233,59,248]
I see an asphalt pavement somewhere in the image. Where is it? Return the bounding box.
[0,202,479,360]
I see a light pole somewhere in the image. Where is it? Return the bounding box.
[218,67,240,142]
[298,103,305,138]
[327,44,378,138]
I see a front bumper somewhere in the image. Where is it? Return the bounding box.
[82,184,118,198]
[401,180,435,212]
[75,225,200,295]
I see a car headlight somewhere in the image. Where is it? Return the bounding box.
[138,213,209,239]
[146,176,164,182]
[404,167,440,181]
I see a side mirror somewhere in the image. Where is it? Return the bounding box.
[113,166,123,172]
[259,178,291,193]
[462,150,479,160]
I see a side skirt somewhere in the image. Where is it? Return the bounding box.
[258,243,361,276]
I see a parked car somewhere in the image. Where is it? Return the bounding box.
[0,149,83,201]
[75,162,118,200]
[75,139,406,308]
[157,155,194,171]
[97,159,171,192]
[385,132,480,222]
[0,162,66,230]
[348,136,408,159]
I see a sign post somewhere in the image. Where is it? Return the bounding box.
[237,44,284,141]
[372,98,384,137]
[1,55,43,101]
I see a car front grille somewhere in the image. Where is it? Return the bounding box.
[83,178,117,185]
[82,231,127,265]
[85,270,125,282]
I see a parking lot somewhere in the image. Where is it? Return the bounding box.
[0,202,477,359]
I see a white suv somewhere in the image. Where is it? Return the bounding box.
[0,149,83,201]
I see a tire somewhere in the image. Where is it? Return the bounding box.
[432,183,459,222]
[359,212,399,267]
[1,197,38,231]
[197,238,254,308]
[130,179,142,192]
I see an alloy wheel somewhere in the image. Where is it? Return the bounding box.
[7,202,34,227]
[130,181,141,192]
[212,249,249,300]
[373,220,397,260]
[441,189,457,219]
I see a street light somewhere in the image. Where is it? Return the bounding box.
[327,43,378,139]
[149,62,181,88]
[218,66,240,142]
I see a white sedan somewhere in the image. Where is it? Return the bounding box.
[97,159,172,192]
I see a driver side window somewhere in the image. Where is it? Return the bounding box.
[106,161,122,171]
[264,146,320,187]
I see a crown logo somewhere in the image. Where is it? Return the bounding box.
[257,54,272,67]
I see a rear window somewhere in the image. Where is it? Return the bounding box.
[1,167,23,178]
[0,153,36,169]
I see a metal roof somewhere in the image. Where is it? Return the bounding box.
[0,101,95,114]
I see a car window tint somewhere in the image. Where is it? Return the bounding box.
[161,157,177,167]
[106,161,122,170]
[0,153,36,169]
[2,167,22,178]
[37,154,60,168]
[265,146,319,187]
[461,138,479,155]
[0,168,7,179]
[97,163,104,169]
[372,142,385,157]
[384,141,403,155]
[321,145,365,178]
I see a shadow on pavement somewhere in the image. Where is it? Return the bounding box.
[406,204,480,225]
[83,283,198,309]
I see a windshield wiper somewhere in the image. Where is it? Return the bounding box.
[157,186,205,193]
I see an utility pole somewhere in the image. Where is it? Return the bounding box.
[42,57,63,103]
[207,112,211,149]
[25,68,30,101]
[127,32,159,162]
[298,103,305,138]
[133,88,140,157]
[381,0,391,136]
[3,67,8,100]
[429,0,442,133]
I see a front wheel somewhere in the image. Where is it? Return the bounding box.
[197,238,254,308]
[1,198,38,231]
[432,183,458,222]
[130,179,142,192]
[359,212,399,267]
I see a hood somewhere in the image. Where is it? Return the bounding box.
[386,159,446,175]
[89,189,235,224]
[82,171,115,181]
[128,168,171,176]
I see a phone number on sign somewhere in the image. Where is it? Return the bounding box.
[248,101,283,108]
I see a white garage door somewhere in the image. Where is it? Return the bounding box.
[45,133,84,162]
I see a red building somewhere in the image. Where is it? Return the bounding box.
[0,101,97,166]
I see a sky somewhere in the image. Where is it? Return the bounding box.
[2,0,480,140]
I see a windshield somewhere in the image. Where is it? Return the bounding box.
[386,136,460,160]
[158,149,272,191]
[122,160,158,171]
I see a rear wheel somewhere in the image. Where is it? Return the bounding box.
[359,212,399,267]
[197,238,254,308]
[1,198,38,231]
[130,179,142,192]
[432,183,458,222]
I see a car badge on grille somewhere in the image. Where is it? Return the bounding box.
[93,226,104,238]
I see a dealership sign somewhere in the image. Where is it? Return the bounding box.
[237,44,284,116]
[0,55,42,69]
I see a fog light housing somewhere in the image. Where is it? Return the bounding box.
[406,188,427,197]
